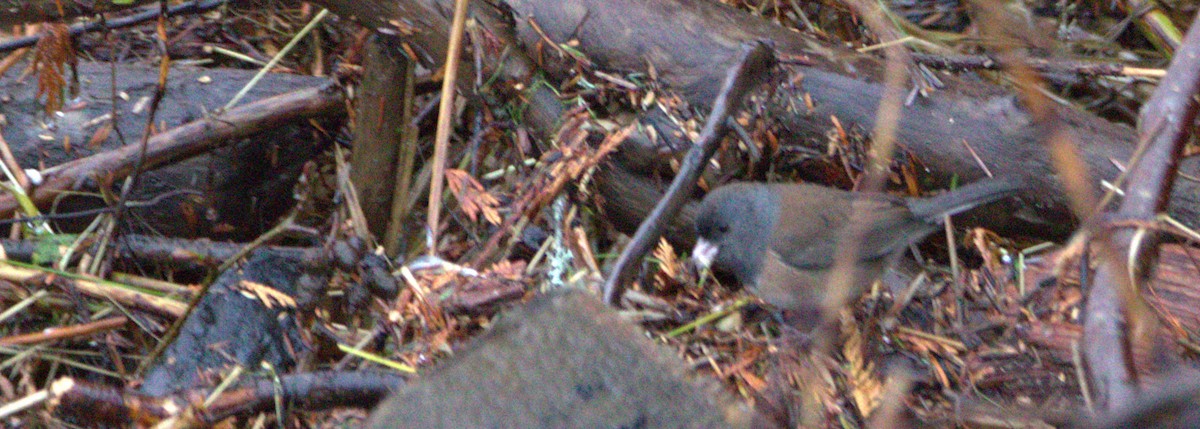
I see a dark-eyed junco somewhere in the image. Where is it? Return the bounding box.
[691,178,1022,318]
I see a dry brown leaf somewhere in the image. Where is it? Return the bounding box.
[445,169,501,225]
[88,122,112,149]
[425,329,452,355]
[180,201,199,231]
[738,369,767,392]
[422,271,458,292]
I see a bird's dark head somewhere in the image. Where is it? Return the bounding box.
[692,183,779,286]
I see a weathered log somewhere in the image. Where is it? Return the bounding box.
[497,0,1160,238]
[0,62,340,239]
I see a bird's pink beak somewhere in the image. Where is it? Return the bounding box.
[691,239,718,269]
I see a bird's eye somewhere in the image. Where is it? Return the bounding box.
[717,224,729,234]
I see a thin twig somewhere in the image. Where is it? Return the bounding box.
[813,0,913,360]
[602,41,777,306]
[385,51,420,257]
[0,0,228,54]
[99,4,172,278]
[911,52,1165,78]
[223,9,329,110]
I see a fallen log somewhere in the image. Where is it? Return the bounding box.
[497,0,1158,237]
[0,62,343,239]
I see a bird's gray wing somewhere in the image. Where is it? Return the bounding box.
[769,191,934,270]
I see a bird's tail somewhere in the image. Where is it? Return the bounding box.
[907,177,1025,223]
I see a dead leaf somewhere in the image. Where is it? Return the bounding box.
[89,123,112,149]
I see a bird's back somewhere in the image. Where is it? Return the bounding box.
[766,183,932,270]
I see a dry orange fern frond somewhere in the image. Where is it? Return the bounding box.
[34,23,77,115]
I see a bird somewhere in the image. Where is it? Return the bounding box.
[691,178,1023,320]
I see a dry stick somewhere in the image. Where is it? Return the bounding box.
[0,133,31,192]
[790,2,914,425]
[101,6,171,278]
[0,46,30,77]
[0,261,186,317]
[0,0,227,54]
[426,0,470,257]
[0,316,127,346]
[197,371,405,424]
[981,19,1142,415]
[40,370,404,426]
[88,17,129,277]
[0,132,40,238]
[911,53,1166,78]
[1086,10,1200,414]
[601,42,776,306]
[967,0,1141,412]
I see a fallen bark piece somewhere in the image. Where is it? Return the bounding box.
[138,248,316,396]
[137,238,398,395]
[366,287,772,429]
